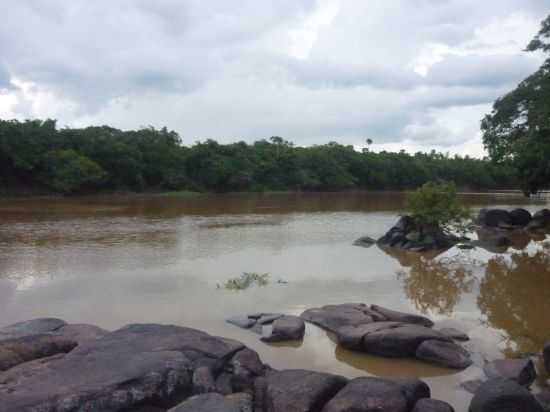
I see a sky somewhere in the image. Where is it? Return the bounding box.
[0,0,547,157]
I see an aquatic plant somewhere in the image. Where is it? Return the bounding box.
[220,272,270,290]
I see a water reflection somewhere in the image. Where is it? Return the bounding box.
[478,243,550,355]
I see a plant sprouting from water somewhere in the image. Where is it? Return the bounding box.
[219,272,270,290]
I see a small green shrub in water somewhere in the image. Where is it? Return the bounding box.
[220,272,270,290]
[406,181,471,233]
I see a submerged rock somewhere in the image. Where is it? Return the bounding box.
[415,340,472,369]
[469,378,543,412]
[483,358,536,387]
[353,236,377,248]
[370,304,434,327]
[261,315,305,342]
[301,304,375,332]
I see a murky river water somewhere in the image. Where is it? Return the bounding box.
[0,191,549,410]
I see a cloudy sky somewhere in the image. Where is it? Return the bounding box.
[0,0,547,156]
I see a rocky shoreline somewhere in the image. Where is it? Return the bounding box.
[1,312,549,411]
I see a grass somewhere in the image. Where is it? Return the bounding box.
[219,272,270,290]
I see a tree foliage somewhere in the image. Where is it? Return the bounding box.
[482,14,550,195]
[0,118,517,195]
[406,181,471,232]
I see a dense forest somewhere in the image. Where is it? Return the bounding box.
[0,118,517,195]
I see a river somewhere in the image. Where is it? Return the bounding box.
[0,191,549,409]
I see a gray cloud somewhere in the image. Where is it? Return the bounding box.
[0,0,548,154]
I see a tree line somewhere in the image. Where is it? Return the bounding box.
[0,118,517,195]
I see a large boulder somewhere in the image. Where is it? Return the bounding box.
[321,377,410,412]
[412,398,455,412]
[168,392,252,412]
[261,315,305,342]
[415,340,472,369]
[370,305,434,327]
[261,369,347,412]
[0,323,248,412]
[55,324,109,344]
[509,208,532,226]
[483,358,536,386]
[469,378,543,412]
[0,334,77,371]
[477,209,512,228]
[336,322,403,350]
[438,328,469,342]
[0,318,67,341]
[301,304,375,332]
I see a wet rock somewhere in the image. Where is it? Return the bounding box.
[416,340,472,369]
[321,377,409,412]
[168,392,252,412]
[229,348,264,378]
[509,208,532,226]
[257,314,283,325]
[544,341,550,374]
[0,318,67,341]
[370,304,434,327]
[336,322,403,350]
[353,236,377,247]
[261,315,305,342]
[0,323,245,412]
[460,379,484,394]
[226,315,256,329]
[533,209,550,222]
[362,324,451,358]
[390,377,431,410]
[301,304,374,332]
[261,369,347,412]
[438,327,469,342]
[483,358,536,386]
[192,366,216,394]
[469,378,543,412]
[477,209,512,228]
[473,228,512,253]
[535,389,550,412]
[0,334,77,371]
[412,398,455,412]
[56,323,109,344]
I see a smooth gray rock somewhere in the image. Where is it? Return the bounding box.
[0,334,77,371]
[226,316,256,329]
[321,377,408,412]
[168,392,252,412]
[257,314,283,325]
[509,208,532,226]
[412,398,455,412]
[362,324,451,357]
[370,304,434,327]
[477,209,512,228]
[56,324,109,344]
[483,358,536,386]
[416,340,472,369]
[460,379,484,394]
[469,378,543,412]
[262,369,347,412]
[390,377,431,410]
[0,318,67,341]
[0,324,246,412]
[261,315,305,342]
[353,236,377,247]
[336,322,403,350]
[301,304,374,332]
[229,348,264,378]
[193,366,216,394]
[438,327,469,342]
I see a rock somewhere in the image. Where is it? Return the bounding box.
[56,324,109,344]
[0,334,77,371]
[362,324,451,358]
[226,315,256,329]
[257,314,283,325]
[469,378,543,412]
[168,392,252,412]
[544,341,550,374]
[321,377,409,412]
[412,398,455,412]
[229,348,264,378]
[390,377,431,410]
[370,304,434,327]
[535,389,550,412]
[395,215,416,231]
[483,358,536,386]
[261,315,305,342]
[509,208,532,226]
[460,379,484,394]
[438,328,469,342]
[416,340,472,369]
[336,322,403,350]
[0,318,67,341]
[0,323,246,412]
[261,369,347,412]
[192,366,216,394]
[353,236,377,247]
[533,209,550,221]
[477,209,512,228]
[474,228,512,253]
[301,304,374,332]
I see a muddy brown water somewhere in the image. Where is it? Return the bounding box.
[1,191,549,410]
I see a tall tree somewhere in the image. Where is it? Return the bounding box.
[482,15,550,195]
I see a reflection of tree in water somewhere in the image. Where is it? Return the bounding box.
[397,254,475,315]
[478,243,550,355]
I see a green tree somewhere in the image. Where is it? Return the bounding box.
[406,181,470,232]
[482,14,550,195]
